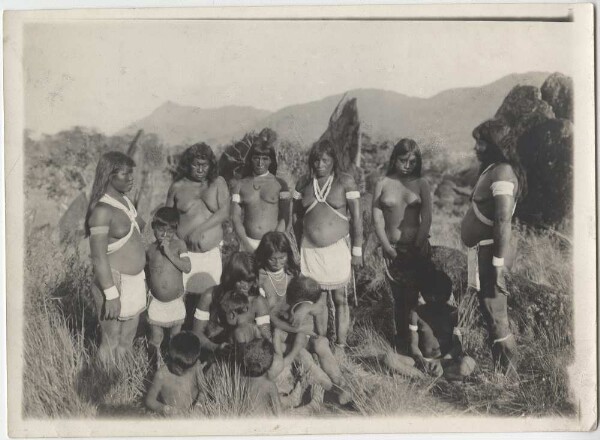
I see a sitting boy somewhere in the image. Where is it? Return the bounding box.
[145,331,205,415]
[278,276,352,405]
[409,270,476,380]
[146,207,192,367]
[242,338,283,415]
[220,291,284,379]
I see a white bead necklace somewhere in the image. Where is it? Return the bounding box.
[266,269,288,297]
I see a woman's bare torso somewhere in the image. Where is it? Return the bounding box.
[170,179,223,252]
[101,202,146,275]
[379,177,422,245]
[301,177,349,247]
[147,242,185,301]
[239,175,282,240]
[461,164,517,247]
[258,269,288,311]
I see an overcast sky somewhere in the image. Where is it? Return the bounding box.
[24,19,575,135]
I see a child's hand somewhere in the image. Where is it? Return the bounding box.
[383,246,398,260]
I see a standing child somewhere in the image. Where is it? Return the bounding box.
[409,270,476,380]
[146,207,191,367]
[145,331,205,415]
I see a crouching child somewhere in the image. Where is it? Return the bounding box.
[409,270,476,380]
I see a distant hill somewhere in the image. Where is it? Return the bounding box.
[118,101,272,146]
[118,72,551,152]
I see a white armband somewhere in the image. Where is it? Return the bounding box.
[352,246,362,257]
[292,190,303,200]
[194,309,210,321]
[231,193,241,203]
[408,324,418,332]
[90,226,109,235]
[279,191,291,200]
[345,191,360,200]
[259,287,266,297]
[255,315,270,326]
[491,181,514,197]
[179,252,189,258]
[453,327,462,336]
[492,256,504,267]
[104,285,120,300]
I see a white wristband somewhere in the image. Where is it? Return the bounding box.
[352,246,362,257]
[492,256,504,267]
[104,285,120,300]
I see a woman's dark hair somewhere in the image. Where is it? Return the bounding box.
[472,118,527,201]
[254,232,300,276]
[85,151,135,237]
[308,139,341,178]
[152,206,179,229]
[175,142,218,183]
[220,252,258,295]
[242,144,278,177]
[242,338,274,378]
[386,138,422,178]
[167,331,201,376]
[287,275,320,305]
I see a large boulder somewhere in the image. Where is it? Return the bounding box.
[541,72,574,121]
[495,85,555,137]
[516,118,573,226]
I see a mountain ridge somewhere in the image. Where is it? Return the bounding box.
[118,71,552,151]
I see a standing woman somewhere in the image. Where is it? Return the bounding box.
[293,140,363,350]
[231,143,291,252]
[372,139,432,352]
[86,151,147,364]
[461,119,526,375]
[166,143,230,321]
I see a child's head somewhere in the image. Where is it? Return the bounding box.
[420,270,453,304]
[255,232,300,275]
[221,252,258,296]
[242,338,274,378]
[286,275,321,306]
[152,207,179,242]
[167,331,201,376]
[219,290,250,327]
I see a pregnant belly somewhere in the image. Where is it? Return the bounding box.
[107,232,146,275]
[178,212,223,252]
[303,208,349,247]
[461,208,493,247]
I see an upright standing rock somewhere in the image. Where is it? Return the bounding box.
[541,72,574,121]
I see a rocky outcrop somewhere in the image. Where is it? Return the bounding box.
[495,85,555,137]
[541,72,574,121]
[516,118,573,226]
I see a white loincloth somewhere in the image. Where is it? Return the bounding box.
[467,239,494,291]
[147,294,186,328]
[112,269,147,320]
[300,235,351,290]
[183,244,223,294]
[246,236,261,251]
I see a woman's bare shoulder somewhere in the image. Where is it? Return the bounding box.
[491,163,517,181]
[88,203,113,227]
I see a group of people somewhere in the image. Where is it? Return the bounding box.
[84,117,525,415]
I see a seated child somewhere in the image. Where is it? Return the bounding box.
[146,207,191,367]
[409,270,476,380]
[219,290,284,380]
[278,276,352,405]
[145,331,205,415]
[242,338,283,416]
